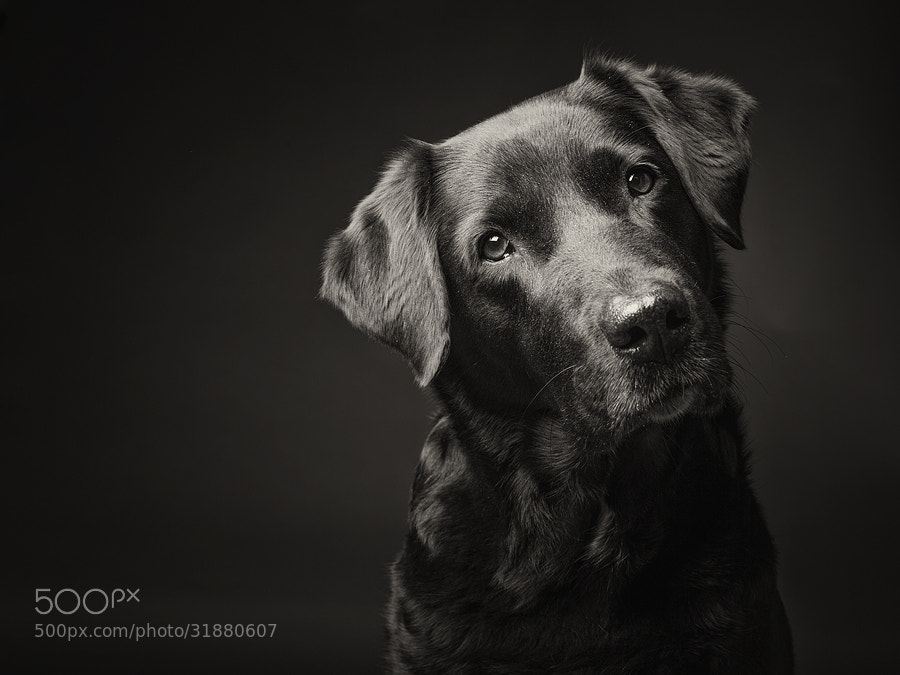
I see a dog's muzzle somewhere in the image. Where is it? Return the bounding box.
[599,284,692,364]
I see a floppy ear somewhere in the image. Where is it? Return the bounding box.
[320,140,449,386]
[583,56,756,249]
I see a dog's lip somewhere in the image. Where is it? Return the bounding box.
[645,387,697,424]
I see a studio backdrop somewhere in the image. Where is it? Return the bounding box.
[2,1,898,672]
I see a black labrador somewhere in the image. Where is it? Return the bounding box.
[320,54,793,673]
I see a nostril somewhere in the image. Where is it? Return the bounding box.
[605,323,648,350]
[666,308,690,331]
[624,326,648,349]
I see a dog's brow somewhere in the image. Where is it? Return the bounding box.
[485,194,557,260]
[571,147,630,216]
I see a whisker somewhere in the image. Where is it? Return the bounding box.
[729,309,782,340]
[726,279,754,313]
[727,309,786,356]
[521,364,580,419]
[728,320,785,363]
[728,357,769,395]
[725,336,754,369]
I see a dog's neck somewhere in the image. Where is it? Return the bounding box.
[432,376,742,485]
[424,380,746,607]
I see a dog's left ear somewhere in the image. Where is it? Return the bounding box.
[584,57,755,249]
[639,64,755,249]
[320,140,449,386]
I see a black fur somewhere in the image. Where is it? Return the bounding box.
[321,55,793,673]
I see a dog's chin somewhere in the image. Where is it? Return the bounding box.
[615,385,722,440]
[644,387,698,424]
[553,355,731,442]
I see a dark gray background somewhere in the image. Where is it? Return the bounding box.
[3,1,898,672]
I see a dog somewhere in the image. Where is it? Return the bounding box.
[320,54,793,673]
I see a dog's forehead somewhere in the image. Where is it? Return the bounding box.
[443,94,638,168]
[436,90,653,207]
[434,91,659,260]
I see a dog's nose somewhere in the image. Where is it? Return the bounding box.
[601,287,692,363]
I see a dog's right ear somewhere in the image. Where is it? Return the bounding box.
[320,140,449,386]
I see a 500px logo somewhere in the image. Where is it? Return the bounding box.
[35,588,140,615]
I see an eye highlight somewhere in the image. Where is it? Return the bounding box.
[479,232,514,262]
[626,166,656,196]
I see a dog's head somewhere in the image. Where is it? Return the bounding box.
[321,55,755,440]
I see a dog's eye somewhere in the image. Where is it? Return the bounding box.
[626,167,656,196]
[479,232,514,262]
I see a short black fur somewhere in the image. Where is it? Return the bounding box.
[320,55,793,673]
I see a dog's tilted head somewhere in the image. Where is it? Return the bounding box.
[321,54,755,442]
